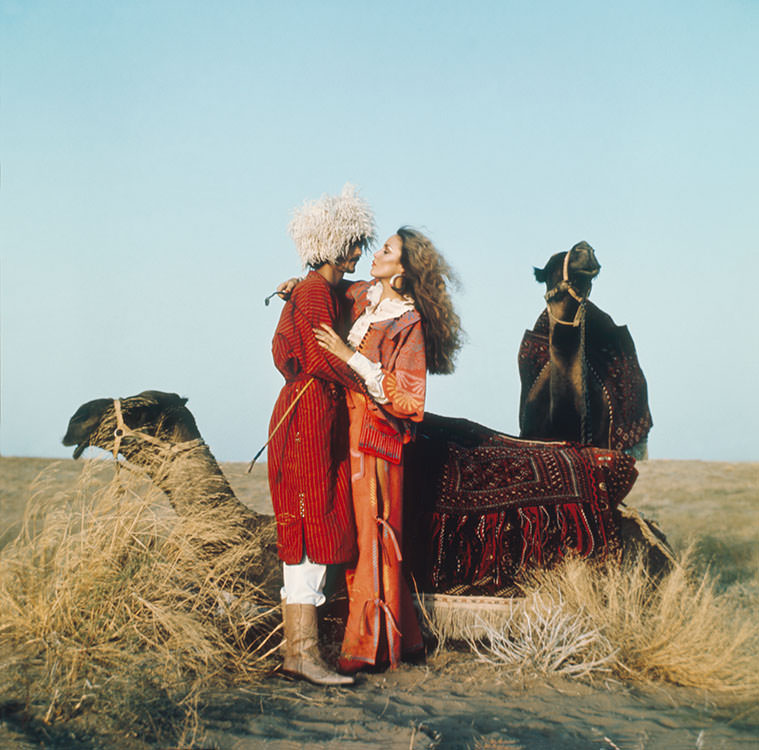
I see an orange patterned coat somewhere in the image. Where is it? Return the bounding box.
[344,280,426,462]
[338,280,426,672]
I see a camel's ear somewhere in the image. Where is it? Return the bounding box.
[137,390,188,408]
[534,266,547,283]
[62,398,113,458]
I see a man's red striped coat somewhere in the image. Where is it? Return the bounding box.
[267,271,360,565]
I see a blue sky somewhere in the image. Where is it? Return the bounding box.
[1,0,757,461]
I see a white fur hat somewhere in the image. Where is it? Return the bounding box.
[288,183,376,268]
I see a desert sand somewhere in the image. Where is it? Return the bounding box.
[1,456,757,749]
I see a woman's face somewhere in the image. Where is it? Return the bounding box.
[370,234,404,281]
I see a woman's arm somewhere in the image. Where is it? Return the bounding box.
[377,322,426,421]
[314,322,425,419]
[313,323,388,403]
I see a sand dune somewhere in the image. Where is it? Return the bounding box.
[0,456,757,749]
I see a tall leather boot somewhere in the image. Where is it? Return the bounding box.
[279,599,287,658]
[282,603,354,686]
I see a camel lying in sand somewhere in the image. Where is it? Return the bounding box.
[63,391,673,599]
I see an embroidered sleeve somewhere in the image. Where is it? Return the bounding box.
[381,321,426,421]
[347,351,389,404]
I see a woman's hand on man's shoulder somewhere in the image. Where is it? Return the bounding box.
[276,276,303,297]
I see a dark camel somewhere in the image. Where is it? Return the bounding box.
[519,241,652,458]
[62,390,281,595]
[63,391,671,596]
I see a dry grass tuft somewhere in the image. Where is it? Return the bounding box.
[530,553,759,692]
[0,460,279,745]
[449,552,759,702]
[461,591,616,680]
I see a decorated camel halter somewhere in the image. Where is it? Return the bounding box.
[541,251,596,444]
[111,398,203,464]
[544,250,594,308]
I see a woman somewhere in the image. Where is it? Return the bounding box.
[314,227,461,673]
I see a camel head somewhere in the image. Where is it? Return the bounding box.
[534,241,601,302]
[62,390,202,460]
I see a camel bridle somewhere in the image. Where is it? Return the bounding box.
[110,398,204,464]
[542,251,600,445]
[544,249,600,311]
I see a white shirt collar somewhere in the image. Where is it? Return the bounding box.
[365,280,415,313]
[347,281,415,348]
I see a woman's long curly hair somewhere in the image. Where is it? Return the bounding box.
[394,227,462,375]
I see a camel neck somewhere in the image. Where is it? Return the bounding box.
[546,297,583,328]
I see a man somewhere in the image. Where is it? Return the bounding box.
[267,184,375,685]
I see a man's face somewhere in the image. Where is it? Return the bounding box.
[335,244,362,274]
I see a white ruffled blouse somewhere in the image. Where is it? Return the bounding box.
[346,281,415,404]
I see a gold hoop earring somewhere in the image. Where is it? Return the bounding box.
[390,273,404,291]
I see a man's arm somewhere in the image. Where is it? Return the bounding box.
[289,282,364,393]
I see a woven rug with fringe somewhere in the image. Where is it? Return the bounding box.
[403,413,638,597]
[518,305,653,452]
